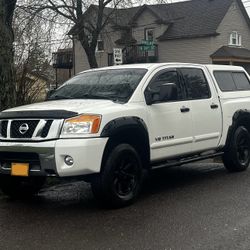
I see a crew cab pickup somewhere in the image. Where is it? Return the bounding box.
[1,63,250,207]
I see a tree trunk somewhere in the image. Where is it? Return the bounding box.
[84,47,99,69]
[75,0,98,69]
[79,39,98,69]
[0,0,16,111]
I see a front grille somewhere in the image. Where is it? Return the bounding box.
[0,118,61,141]
[0,121,8,138]
[41,120,53,138]
[10,120,39,138]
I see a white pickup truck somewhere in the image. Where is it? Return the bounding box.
[0,63,250,207]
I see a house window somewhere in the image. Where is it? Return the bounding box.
[96,40,104,52]
[229,31,242,46]
[145,28,154,41]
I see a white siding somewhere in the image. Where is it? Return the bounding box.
[73,26,121,74]
[132,9,168,43]
[213,0,250,51]
[158,37,214,64]
[152,0,250,64]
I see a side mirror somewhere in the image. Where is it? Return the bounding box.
[46,89,56,100]
[145,83,177,105]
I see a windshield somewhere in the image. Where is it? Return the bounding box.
[48,68,148,103]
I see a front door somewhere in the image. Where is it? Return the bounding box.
[145,68,193,162]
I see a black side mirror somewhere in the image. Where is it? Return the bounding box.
[145,83,177,105]
[46,89,56,100]
[145,88,158,105]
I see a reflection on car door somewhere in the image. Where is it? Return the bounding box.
[179,67,222,152]
[145,68,193,161]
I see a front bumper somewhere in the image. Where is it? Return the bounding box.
[0,138,108,177]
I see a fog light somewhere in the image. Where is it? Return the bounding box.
[64,155,74,166]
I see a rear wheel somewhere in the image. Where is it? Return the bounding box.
[91,143,144,208]
[223,126,250,172]
[0,175,46,198]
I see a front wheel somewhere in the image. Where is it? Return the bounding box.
[223,126,250,172]
[91,144,144,208]
[0,175,46,198]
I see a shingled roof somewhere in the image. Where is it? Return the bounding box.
[155,0,234,40]
[211,46,250,60]
[69,0,250,41]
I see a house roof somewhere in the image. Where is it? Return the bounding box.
[156,0,234,40]
[68,5,141,35]
[69,0,250,41]
[211,46,250,60]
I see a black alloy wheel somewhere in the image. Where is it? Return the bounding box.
[91,143,144,208]
[223,126,250,172]
[236,133,250,166]
[112,150,140,199]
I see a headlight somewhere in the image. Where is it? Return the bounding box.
[61,114,102,136]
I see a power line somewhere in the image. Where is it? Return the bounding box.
[13,38,72,47]
[16,5,74,25]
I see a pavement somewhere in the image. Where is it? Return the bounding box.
[1,162,250,250]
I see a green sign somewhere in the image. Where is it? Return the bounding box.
[140,40,155,51]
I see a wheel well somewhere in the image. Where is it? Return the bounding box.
[101,127,150,171]
[225,110,250,149]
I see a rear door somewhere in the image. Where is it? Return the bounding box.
[179,67,222,152]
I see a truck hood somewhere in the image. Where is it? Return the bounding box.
[3,99,122,115]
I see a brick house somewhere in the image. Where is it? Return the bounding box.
[69,0,250,74]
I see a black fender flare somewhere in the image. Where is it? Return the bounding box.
[101,116,149,138]
[225,109,250,150]
[100,116,150,168]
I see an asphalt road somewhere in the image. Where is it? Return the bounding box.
[1,162,250,250]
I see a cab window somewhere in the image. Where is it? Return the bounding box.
[180,68,211,99]
[214,71,250,91]
[146,69,186,103]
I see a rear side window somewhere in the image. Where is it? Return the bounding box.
[214,71,250,91]
[213,72,235,91]
[232,72,250,90]
[180,68,211,99]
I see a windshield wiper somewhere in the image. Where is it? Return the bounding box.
[48,94,74,100]
[48,93,124,103]
[81,93,118,102]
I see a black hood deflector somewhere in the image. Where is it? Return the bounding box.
[0,110,78,119]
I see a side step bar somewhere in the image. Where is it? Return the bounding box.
[151,152,224,170]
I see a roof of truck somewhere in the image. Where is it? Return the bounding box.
[205,64,245,72]
[78,63,245,75]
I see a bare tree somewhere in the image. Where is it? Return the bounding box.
[14,2,59,105]
[18,0,125,69]
[0,0,17,111]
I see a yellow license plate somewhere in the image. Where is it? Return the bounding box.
[11,163,29,177]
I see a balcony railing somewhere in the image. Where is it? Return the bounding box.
[123,44,158,64]
[108,44,158,66]
[52,51,73,69]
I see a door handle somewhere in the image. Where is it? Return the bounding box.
[180,107,190,113]
[210,103,219,109]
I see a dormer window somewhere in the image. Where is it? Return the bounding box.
[229,31,242,46]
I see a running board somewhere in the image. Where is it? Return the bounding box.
[151,152,224,170]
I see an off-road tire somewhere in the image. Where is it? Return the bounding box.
[223,126,250,172]
[91,143,144,208]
